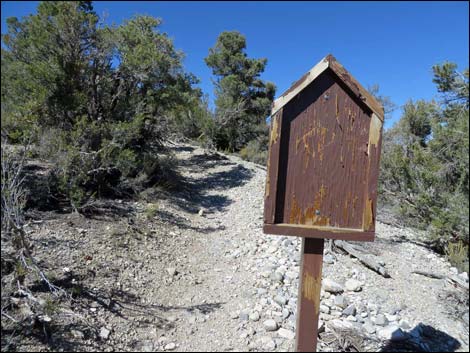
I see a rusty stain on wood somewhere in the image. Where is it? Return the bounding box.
[264,54,383,241]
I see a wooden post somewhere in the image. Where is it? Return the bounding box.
[295,238,324,352]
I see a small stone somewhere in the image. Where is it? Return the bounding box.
[274,295,287,306]
[167,315,177,323]
[139,340,155,352]
[259,336,276,350]
[334,295,347,308]
[324,254,335,264]
[239,309,250,321]
[320,305,330,314]
[263,319,278,331]
[99,327,110,340]
[198,209,204,216]
[278,328,296,340]
[240,331,249,339]
[363,320,376,334]
[345,279,362,292]
[39,315,52,323]
[377,325,407,341]
[458,272,469,282]
[166,267,177,276]
[271,272,284,283]
[230,311,239,319]
[342,304,356,316]
[285,271,298,280]
[450,267,458,274]
[346,315,357,322]
[375,314,388,326]
[282,308,290,320]
[164,342,176,351]
[249,311,260,322]
[323,279,344,293]
[71,329,84,339]
[399,319,411,330]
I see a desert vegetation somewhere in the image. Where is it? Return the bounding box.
[1,1,468,351]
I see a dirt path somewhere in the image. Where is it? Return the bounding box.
[10,143,469,352]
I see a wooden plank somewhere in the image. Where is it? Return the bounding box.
[263,224,375,241]
[271,55,385,121]
[362,113,383,232]
[327,55,384,120]
[296,238,324,352]
[272,56,329,115]
[264,108,283,224]
[278,71,371,230]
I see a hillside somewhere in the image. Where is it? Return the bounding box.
[2,143,468,352]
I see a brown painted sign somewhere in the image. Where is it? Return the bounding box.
[264,54,384,242]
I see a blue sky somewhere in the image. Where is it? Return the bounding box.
[2,1,469,128]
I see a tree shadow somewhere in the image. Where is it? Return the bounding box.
[171,145,196,153]
[379,323,461,352]
[161,152,254,215]
[24,273,225,351]
[155,208,226,234]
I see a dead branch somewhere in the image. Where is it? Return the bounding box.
[411,270,446,279]
[334,240,390,278]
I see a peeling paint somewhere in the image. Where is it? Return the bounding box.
[270,114,279,145]
[302,272,321,316]
[368,113,381,153]
[363,198,374,230]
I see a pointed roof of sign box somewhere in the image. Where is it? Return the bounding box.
[271,54,384,121]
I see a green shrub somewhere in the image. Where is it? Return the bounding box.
[379,63,468,263]
[446,241,469,273]
[239,139,268,165]
[144,202,159,220]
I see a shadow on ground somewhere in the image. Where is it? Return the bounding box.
[21,274,225,352]
[160,150,255,216]
[379,323,461,352]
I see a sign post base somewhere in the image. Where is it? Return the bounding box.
[295,238,324,352]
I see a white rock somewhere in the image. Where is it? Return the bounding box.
[164,342,176,351]
[345,279,362,292]
[263,319,278,331]
[363,320,376,334]
[249,311,260,322]
[377,325,407,341]
[458,272,469,282]
[259,336,276,350]
[399,319,411,330]
[166,267,177,276]
[278,328,296,340]
[323,279,344,293]
[99,327,110,340]
[375,314,388,326]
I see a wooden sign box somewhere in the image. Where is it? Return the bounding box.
[263,55,384,241]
